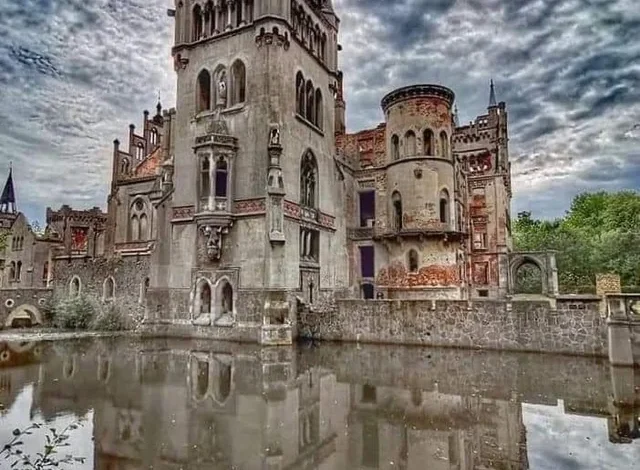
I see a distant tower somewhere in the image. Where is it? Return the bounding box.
[488,79,497,108]
[0,165,16,214]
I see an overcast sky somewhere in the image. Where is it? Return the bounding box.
[0,0,639,225]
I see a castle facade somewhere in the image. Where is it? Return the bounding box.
[0,1,560,341]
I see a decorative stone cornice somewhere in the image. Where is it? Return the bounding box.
[381,84,455,112]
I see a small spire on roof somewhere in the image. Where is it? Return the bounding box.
[0,163,17,214]
[453,105,460,127]
[489,79,497,107]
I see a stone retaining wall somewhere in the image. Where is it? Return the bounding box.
[298,296,606,356]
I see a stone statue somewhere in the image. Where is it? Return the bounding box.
[269,126,280,146]
[217,73,227,106]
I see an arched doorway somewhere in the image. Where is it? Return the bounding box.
[192,279,213,326]
[214,279,234,326]
[508,252,558,297]
[514,261,543,294]
[5,304,43,329]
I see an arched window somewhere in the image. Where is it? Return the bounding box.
[440,131,449,158]
[230,60,246,106]
[305,80,315,123]
[235,0,242,26]
[136,143,145,161]
[404,130,416,156]
[200,156,211,209]
[42,261,49,282]
[440,189,450,224]
[391,135,399,160]
[120,158,130,175]
[296,72,305,116]
[15,261,22,281]
[320,33,327,61]
[392,191,403,230]
[103,277,115,301]
[150,128,158,146]
[197,69,211,113]
[408,250,419,272]
[198,280,212,314]
[9,262,15,281]
[315,89,323,130]
[69,276,81,297]
[423,129,434,155]
[130,199,148,241]
[215,158,228,197]
[300,151,317,208]
[193,4,203,41]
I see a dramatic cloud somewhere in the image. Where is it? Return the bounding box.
[0,0,638,223]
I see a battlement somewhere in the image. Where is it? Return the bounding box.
[381,84,455,112]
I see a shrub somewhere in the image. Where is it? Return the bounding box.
[52,295,95,330]
[91,302,127,331]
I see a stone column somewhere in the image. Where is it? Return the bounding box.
[226,0,233,30]
[240,0,246,25]
[208,156,215,211]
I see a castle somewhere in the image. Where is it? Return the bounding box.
[0,1,560,342]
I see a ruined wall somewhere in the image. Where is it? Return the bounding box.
[52,256,151,320]
[298,297,606,356]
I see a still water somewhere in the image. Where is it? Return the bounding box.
[0,337,638,469]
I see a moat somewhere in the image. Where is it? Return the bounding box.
[0,338,638,469]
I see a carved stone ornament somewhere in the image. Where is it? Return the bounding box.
[269,125,281,146]
[201,224,232,261]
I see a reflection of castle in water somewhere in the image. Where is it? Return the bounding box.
[2,340,639,469]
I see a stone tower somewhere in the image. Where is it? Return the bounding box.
[155,0,347,342]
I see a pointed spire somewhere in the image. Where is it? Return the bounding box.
[489,79,497,107]
[0,164,16,214]
[156,90,162,116]
[453,105,460,127]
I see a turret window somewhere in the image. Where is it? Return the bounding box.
[135,143,145,161]
[295,73,323,129]
[392,191,403,231]
[197,69,212,113]
[408,250,419,272]
[215,158,228,197]
[439,189,450,225]
[440,131,449,158]
[423,129,434,155]
[129,198,150,241]
[150,128,159,147]
[193,5,203,41]
[391,135,399,160]
[404,130,416,157]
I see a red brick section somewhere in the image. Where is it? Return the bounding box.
[134,147,161,177]
[407,97,451,128]
[234,198,266,214]
[376,261,459,287]
[337,125,386,168]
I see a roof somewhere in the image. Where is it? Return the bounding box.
[0,168,16,209]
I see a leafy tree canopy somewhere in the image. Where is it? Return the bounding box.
[513,190,640,292]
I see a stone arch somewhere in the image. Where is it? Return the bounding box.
[508,252,559,297]
[305,79,315,123]
[5,304,43,328]
[423,128,434,155]
[103,276,116,301]
[229,59,246,105]
[391,134,400,160]
[295,70,306,116]
[193,277,213,319]
[404,130,416,156]
[407,249,419,273]
[196,68,212,113]
[213,277,235,326]
[69,276,81,297]
[192,3,203,41]
[439,130,449,158]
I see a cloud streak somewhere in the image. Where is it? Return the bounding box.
[0,0,638,222]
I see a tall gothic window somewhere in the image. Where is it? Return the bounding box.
[296,72,306,116]
[392,191,403,231]
[120,158,130,175]
[391,135,399,160]
[300,151,317,208]
[150,128,158,146]
[315,89,323,129]
[193,4,203,41]
[197,69,211,113]
[215,158,228,197]
[129,199,149,241]
[200,156,211,208]
[305,80,315,123]
[15,261,22,281]
[230,60,246,105]
[440,189,450,225]
[440,131,449,158]
[423,128,434,155]
[404,130,416,156]
[135,143,145,161]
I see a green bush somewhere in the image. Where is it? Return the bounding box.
[91,302,127,331]
[52,295,95,330]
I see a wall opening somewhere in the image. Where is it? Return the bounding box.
[404,130,416,156]
[423,129,434,155]
[408,250,419,272]
[359,245,375,278]
[391,134,399,160]
[514,261,544,294]
[359,190,375,227]
[361,283,375,300]
[392,191,403,231]
[215,158,228,197]
[196,69,211,112]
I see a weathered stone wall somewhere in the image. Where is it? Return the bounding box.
[298,297,607,356]
[0,287,52,328]
[52,256,151,320]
